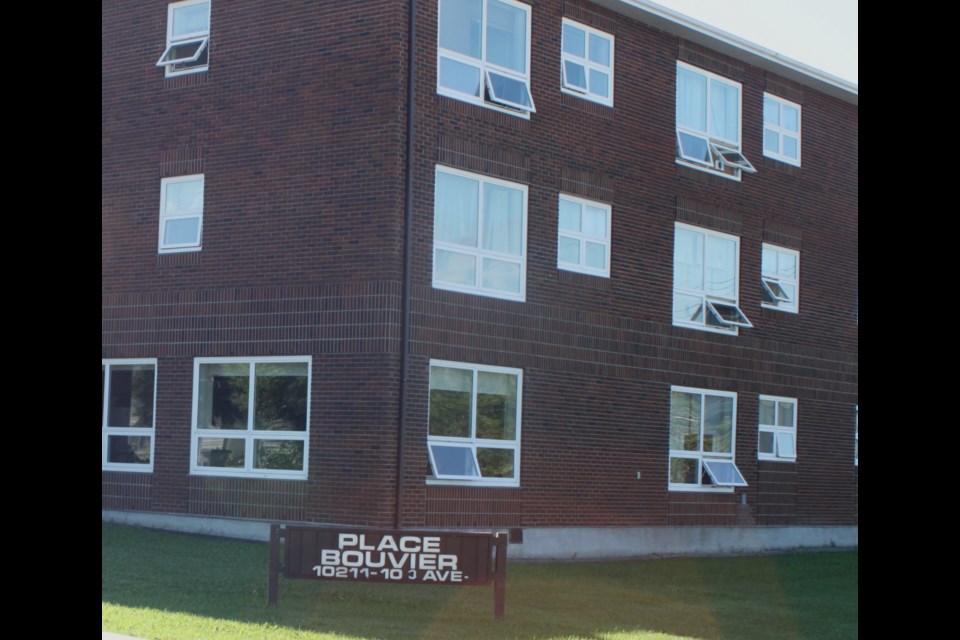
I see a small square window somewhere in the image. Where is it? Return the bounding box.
[159,175,204,254]
[437,0,535,116]
[758,395,797,461]
[428,360,522,487]
[561,19,614,107]
[157,0,210,77]
[557,195,611,277]
[102,359,157,472]
[763,94,801,166]
[761,244,800,312]
[676,62,753,180]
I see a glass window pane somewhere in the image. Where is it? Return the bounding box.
[779,283,796,304]
[486,71,533,109]
[758,430,775,454]
[172,2,209,37]
[585,242,605,270]
[107,436,151,465]
[435,249,477,286]
[254,439,305,470]
[164,179,203,213]
[776,432,796,458]
[197,363,249,430]
[673,292,703,324]
[709,79,739,143]
[564,60,587,90]
[107,365,155,428]
[477,448,515,478]
[762,246,777,277]
[704,234,736,299]
[703,459,745,485]
[436,171,479,247]
[783,105,799,132]
[588,33,610,65]
[254,362,308,431]
[482,258,521,293]
[562,23,585,57]
[439,0,482,58]
[763,129,779,153]
[778,401,795,428]
[476,371,517,440]
[677,68,707,132]
[582,206,607,237]
[482,183,523,255]
[778,252,796,280]
[439,57,482,97]
[197,437,246,467]
[429,366,472,437]
[783,136,798,159]
[164,217,200,246]
[559,198,581,231]
[674,227,704,290]
[486,0,527,74]
[670,391,701,451]
[559,235,580,265]
[431,444,479,477]
[670,457,698,484]
[703,395,733,453]
[589,69,609,98]
[759,398,775,425]
[763,96,779,126]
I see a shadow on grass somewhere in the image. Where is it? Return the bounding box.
[102,523,856,640]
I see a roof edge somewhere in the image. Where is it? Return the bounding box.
[597,0,858,105]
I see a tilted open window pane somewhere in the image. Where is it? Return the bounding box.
[157,37,208,66]
[706,300,753,328]
[702,459,747,487]
[485,70,535,112]
[429,443,480,479]
[677,131,713,166]
[711,144,757,173]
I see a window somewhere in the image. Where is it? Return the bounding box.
[159,175,204,253]
[673,223,751,333]
[854,406,858,466]
[191,357,310,479]
[156,0,210,77]
[102,359,157,471]
[763,94,801,166]
[433,166,527,301]
[761,244,799,312]
[669,387,745,490]
[437,0,535,114]
[561,19,613,106]
[758,396,797,461]
[557,195,611,277]
[428,361,522,487]
[675,62,754,178]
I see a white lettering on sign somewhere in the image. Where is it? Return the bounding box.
[313,533,466,583]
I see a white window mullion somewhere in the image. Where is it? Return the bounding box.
[246,362,256,471]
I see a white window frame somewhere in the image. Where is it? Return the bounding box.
[672,222,751,335]
[761,243,800,313]
[557,194,611,277]
[675,62,754,180]
[669,386,744,492]
[102,359,157,473]
[854,405,858,467]
[763,93,801,166]
[433,166,528,301]
[190,356,311,480]
[436,0,535,116]
[758,395,797,462]
[158,174,204,254]
[427,360,522,488]
[560,18,614,107]
[157,0,211,78]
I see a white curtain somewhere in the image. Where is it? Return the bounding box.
[482,183,522,255]
[676,68,706,132]
[487,0,527,73]
[435,172,479,247]
[709,79,739,143]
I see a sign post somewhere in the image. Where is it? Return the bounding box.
[268,525,508,619]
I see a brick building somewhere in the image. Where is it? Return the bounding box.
[102,0,858,557]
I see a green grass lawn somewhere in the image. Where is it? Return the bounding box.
[102,523,857,640]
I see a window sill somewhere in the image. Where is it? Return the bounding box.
[190,469,308,481]
[426,477,519,489]
[757,455,797,463]
[668,484,735,494]
[101,464,153,474]
[159,246,201,255]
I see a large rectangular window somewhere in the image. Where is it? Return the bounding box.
[159,175,204,253]
[676,62,754,178]
[191,357,310,479]
[758,395,797,461]
[763,94,801,166]
[673,222,751,333]
[561,18,613,106]
[102,359,157,472]
[669,387,745,490]
[433,166,527,301]
[428,361,522,487]
[437,0,535,114]
[156,0,211,77]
